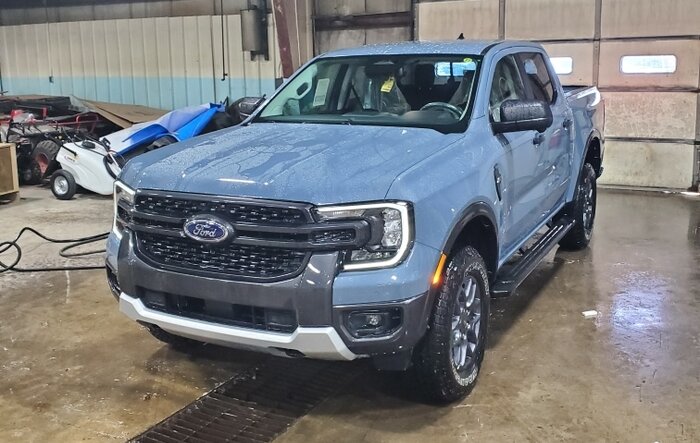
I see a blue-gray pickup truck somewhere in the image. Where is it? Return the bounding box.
[107,40,604,401]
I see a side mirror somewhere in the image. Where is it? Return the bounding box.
[492,99,553,134]
[230,96,265,121]
[238,96,265,116]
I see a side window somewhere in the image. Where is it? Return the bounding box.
[489,55,527,122]
[517,52,556,103]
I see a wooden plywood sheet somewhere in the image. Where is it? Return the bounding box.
[0,144,19,196]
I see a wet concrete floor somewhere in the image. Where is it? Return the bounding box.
[0,186,698,442]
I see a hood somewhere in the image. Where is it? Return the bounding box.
[120,122,459,204]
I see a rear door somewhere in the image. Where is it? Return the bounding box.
[489,54,549,253]
[517,52,573,220]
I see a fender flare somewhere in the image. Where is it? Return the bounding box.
[441,201,499,262]
[580,129,603,177]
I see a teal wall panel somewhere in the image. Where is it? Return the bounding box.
[1,76,277,110]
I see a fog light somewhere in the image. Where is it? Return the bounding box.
[345,308,401,338]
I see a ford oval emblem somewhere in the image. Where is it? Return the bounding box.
[183,216,233,244]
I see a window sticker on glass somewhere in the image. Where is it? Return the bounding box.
[435,61,477,77]
[312,78,330,107]
[620,55,677,74]
[550,57,574,75]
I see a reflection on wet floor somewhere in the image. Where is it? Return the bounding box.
[0,188,698,442]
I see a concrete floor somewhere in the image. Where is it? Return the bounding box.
[0,186,698,442]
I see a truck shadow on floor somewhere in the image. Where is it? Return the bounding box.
[133,253,574,439]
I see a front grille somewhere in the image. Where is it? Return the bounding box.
[127,191,369,281]
[136,194,308,225]
[310,229,356,244]
[141,290,298,333]
[136,232,308,280]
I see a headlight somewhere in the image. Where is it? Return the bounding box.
[314,201,412,270]
[112,180,135,238]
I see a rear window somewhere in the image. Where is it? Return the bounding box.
[517,53,556,103]
[434,60,478,77]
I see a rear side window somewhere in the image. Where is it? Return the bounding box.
[517,53,556,103]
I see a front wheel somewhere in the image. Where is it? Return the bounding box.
[51,170,77,200]
[412,246,490,402]
[558,163,597,250]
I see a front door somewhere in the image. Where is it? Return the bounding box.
[489,54,549,253]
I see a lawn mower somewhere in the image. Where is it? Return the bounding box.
[47,101,254,200]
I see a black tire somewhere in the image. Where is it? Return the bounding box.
[50,170,77,200]
[559,163,597,250]
[142,323,203,351]
[33,140,61,177]
[19,159,42,185]
[413,246,490,403]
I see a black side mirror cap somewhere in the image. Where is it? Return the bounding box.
[492,99,553,134]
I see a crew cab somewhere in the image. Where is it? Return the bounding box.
[106,40,604,401]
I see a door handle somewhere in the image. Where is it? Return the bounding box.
[493,166,503,201]
[532,133,545,145]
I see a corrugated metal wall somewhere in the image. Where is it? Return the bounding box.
[313,0,412,54]
[0,14,281,109]
[416,0,700,190]
[0,0,267,26]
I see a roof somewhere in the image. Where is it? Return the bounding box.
[318,40,543,58]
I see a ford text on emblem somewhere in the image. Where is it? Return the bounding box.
[183,216,233,243]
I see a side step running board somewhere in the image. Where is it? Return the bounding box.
[492,217,575,297]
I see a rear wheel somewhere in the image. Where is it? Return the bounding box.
[19,159,42,185]
[413,246,490,402]
[50,170,77,200]
[33,140,61,177]
[559,163,596,250]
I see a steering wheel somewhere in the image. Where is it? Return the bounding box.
[420,102,463,119]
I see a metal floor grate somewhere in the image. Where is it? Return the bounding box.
[130,358,366,443]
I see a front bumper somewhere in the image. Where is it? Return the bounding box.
[120,293,357,360]
[107,230,439,361]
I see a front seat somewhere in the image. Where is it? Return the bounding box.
[404,64,437,109]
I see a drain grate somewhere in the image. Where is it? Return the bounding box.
[130,358,366,443]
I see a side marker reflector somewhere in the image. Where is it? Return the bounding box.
[432,253,448,286]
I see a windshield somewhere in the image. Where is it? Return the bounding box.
[256,55,481,132]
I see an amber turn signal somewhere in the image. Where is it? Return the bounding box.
[432,253,448,286]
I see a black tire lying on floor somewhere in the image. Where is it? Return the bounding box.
[412,245,490,403]
[50,170,77,200]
